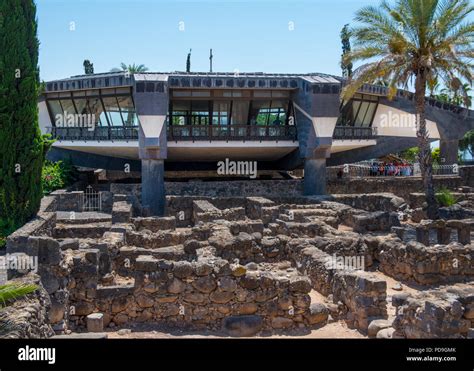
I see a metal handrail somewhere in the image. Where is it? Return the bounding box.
[47,126,139,141]
[167,124,298,141]
[333,126,378,140]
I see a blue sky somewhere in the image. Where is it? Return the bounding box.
[37,0,373,81]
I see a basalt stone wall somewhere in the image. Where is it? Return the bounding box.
[409,192,474,209]
[392,283,473,338]
[88,255,314,333]
[328,176,462,201]
[459,166,474,187]
[0,274,55,339]
[6,198,58,254]
[373,237,474,285]
[287,242,387,331]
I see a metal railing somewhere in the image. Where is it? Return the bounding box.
[333,126,378,140]
[47,126,139,141]
[167,124,298,141]
[328,163,460,179]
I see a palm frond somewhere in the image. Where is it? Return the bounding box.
[0,283,38,308]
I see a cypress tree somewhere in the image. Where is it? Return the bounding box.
[186,49,191,73]
[0,0,46,237]
[340,24,353,78]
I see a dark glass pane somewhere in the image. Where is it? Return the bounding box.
[212,101,230,125]
[354,101,369,126]
[117,96,138,126]
[230,101,250,125]
[101,97,123,126]
[362,102,377,127]
[47,100,63,126]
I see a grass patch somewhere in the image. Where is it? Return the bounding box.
[435,187,457,207]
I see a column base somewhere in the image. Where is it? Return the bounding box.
[141,159,165,216]
[303,157,327,195]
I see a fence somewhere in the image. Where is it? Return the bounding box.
[82,186,102,212]
[328,163,460,180]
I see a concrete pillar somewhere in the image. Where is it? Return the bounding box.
[141,159,165,216]
[303,157,327,195]
[440,139,459,165]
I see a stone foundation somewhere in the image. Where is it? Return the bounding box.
[4,188,474,338]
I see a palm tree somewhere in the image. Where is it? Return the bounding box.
[0,283,37,336]
[110,63,148,73]
[0,283,37,307]
[343,0,474,219]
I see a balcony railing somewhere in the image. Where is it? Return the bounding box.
[47,126,139,141]
[333,126,377,140]
[167,125,298,141]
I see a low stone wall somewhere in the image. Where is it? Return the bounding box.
[392,283,473,338]
[288,242,387,331]
[373,237,474,285]
[328,176,462,201]
[6,197,58,254]
[90,254,315,333]
[0,274,54,339]
[112,179,434,203]
[459,166,474,187]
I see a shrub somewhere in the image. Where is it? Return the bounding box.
[435,187,457,207]
[42,160,77,195]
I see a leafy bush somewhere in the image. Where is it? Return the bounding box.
[42,160,77,195]
[435,187,457,207]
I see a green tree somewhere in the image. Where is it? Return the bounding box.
[0,0,48,237]
[342,0,474,219]
[460,129,474,158]
[340,24,353,78]
[398,147,419,163]
[83,59,94,74]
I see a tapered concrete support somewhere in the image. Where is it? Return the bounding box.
[141,159,165,216]
[303,157,327,195]
[440,139,459,165]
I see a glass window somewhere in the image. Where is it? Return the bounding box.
[171,101,190,125]
[354,101,370,126]
[249,101,271,126]
[362,102,377,127]
[117,96,138,126]
[101,97,123,126]
[47,100,63,126]
[212,101,230,125]
[230,101,249,125]
[60,99,76,115]
[268,100,288,126]
[191,101,210,125]
[337,98,378,127]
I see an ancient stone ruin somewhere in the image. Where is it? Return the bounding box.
[3,188,474,339]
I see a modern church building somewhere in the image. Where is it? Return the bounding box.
[39,71,474,215]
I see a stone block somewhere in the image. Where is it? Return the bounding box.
[223,315,263,337]
[87,313,104,332]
